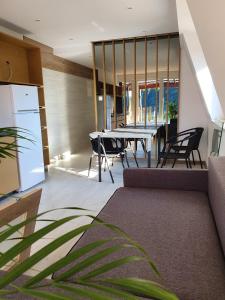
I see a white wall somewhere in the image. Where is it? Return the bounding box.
[187,0,225,115]
[179,46,209,161]
[43,68,95,159]
[176,0,224,121]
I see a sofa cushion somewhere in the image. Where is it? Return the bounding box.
[208,157,225,255]
[124,168,208,192]
[56,187,225,300]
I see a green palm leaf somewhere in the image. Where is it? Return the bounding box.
[74,281,138,300]
[0,127,34,159]
[98,278,179,300]
[24,239,112,287]
[15,287,74,300]
[0,208,179,300]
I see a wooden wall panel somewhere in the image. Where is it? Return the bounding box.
[0,137,20,194]
[112,41,117,127]
[0,41,30,83]
[123,40,127,125]
[92,43,98,130]
[102,42,107,128]
[166,35,171,138]
[27,48,43,85]
[24,36,93,80]
[134,39,137,127]
[0,32,49,166]
[155,37,159,128]
[40,108,47,127]
[144,37,147,128]
[23,36,53,54]
[38,87,45,107]
[42,53,93,79]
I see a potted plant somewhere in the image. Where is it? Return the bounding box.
[0,127,179,300]
[168,103,178,124]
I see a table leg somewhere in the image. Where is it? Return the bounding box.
[147,150,151,168]
[98,135,102,182]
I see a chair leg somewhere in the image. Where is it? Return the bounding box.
[156,159,160,168]
[124,150,130,168]
[197,149,203,169]
[135,139,138,153]
[192,151,195,165]
[188,157,192,169]
[140,139,145,152]
[185,159,189,168]
[160,157,167,168]
[132,151,139,168]
[104,155,114,184]
[88,155,93,177]
[103,157,106,172]
[172,159,177,168]
[120,153,125,169]
[111,157,114,166]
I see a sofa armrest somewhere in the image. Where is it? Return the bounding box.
[123,168,208,192]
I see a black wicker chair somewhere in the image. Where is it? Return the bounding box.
[171,127,204,168]
[156,130,198,168]
[88,137,130,183]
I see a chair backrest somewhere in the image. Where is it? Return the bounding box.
[90,138,102,154]
[173,127,204,149]
[90,137,124,155]
[169,131,198,157]
[184,132,199,155]
[192,127,204,149]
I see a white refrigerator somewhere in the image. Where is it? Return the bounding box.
[0,84,45,191]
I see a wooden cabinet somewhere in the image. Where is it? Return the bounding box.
[0,32,50,167]
[0,137,19,194]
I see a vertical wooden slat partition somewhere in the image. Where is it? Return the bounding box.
[166,35,171,139]
[144,37,147,128]
[155,36,159,129]
[134,38,137,127]
[123,40,127,126]
[92,43,98,131]
[112,40,117,128]
[177,43,181,131]
[102,42,107,129]
[92,32,179,131]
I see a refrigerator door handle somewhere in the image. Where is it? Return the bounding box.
[16,109,39,113]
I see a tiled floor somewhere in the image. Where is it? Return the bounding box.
[1,146,203,276]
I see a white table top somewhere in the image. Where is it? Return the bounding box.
[89,128,156,152]
[113,128,157,135]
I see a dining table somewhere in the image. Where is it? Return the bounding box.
[89,127,157,182]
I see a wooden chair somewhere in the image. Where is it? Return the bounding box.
[0,189,42,269]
